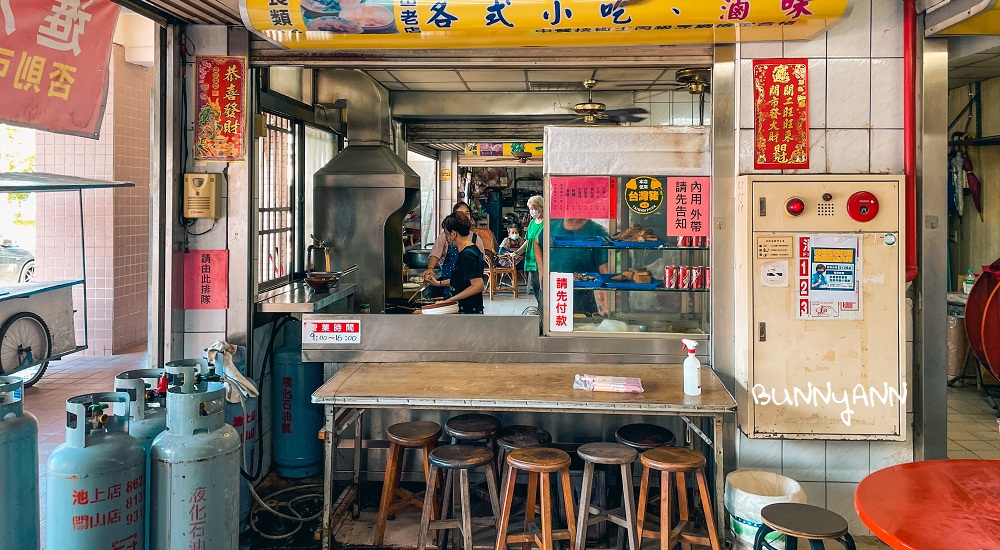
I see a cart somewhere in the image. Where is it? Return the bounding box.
[0,172,133,386]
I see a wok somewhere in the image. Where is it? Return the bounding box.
[305,264,358,291]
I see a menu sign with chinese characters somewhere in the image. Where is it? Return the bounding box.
[0,0,119,138]
[549,176,615,219]
[241,0,849,50]
[195,56,247,162]
[183,250,229,310]
[796,234,861,320]
[666,176,711,238]
[753,58,809,170]
[549,273,574,333]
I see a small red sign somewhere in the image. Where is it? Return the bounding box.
[0,0,120,138]
[753,58,810,170]
[549,176,613,219]
[183,250,229,310]
[666,176,711,238]
[302,319,362,344]
[195,55,246,161]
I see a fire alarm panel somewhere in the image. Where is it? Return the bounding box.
[183,173,223,218]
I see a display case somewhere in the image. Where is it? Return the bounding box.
[543,174,711,337]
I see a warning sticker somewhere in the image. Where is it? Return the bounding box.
[796,234,862,320]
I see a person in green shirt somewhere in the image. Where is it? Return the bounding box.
[516,195,545,305]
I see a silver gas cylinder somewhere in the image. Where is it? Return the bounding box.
[47,392,146,550]
[150,376,240,550]
[0,376,40,550]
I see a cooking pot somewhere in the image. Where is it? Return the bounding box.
[405,248,432,269]
[304,265,358,292]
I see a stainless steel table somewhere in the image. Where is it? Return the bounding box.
[311,361,737,548]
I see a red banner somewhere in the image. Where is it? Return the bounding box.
[549,176,613,219]
[666,176,711,238]
[0,0,119,138]
[753,58,809,170]
[183,250,229,310]
[195,55,247,161]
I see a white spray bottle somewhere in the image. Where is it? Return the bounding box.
[682,339,701,396]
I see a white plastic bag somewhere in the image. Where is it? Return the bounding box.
[725,470,807,550]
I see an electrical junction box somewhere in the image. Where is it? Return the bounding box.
[183,173,223,218]
[735,175,906,441]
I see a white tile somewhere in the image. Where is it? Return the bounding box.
[870,58,904,129]
[740,41,783,60]
[672,101,695,126]
[807,59,827,129]
[739,59,754,130]
[782,440,827,482]
[739,128,756,174]
[648,102,671,126]
[827,59,871,128]
[868,440,913,474]
[182,331,226,358]
[826,482,871,536]
[783,129,827,174]
[827,0,871,58]
[870,129,904,174]
[738,433,783,473]
[826,129,870,172]
[183,309,227,332]
[797,481,826,507]
[871,0,904,58]
[826,441,870,482]
[783,33,827,59]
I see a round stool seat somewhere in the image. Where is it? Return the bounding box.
[496,425,552,452]
[507,447,571,473]
[761,503,849,539]
[639,446,705,472]
[386,421,442,446]
[577,442,638,465]
[615,423,676,450]
[429,444,494,470]
[444,413,501,441]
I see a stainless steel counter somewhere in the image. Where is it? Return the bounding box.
[257,282,356,313]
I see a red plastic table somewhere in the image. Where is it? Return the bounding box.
[855,459,1000,550]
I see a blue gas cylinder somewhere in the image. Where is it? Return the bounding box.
[273,345,324,478]
[207,346,256,533]
[0,376,40,550]
[47,392,146,550]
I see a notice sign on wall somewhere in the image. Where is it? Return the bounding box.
[195,55,247,161]
[549,273,574,333]
[796,234,861,320]
[753,58,809,170]
[183,250,229,310]
[302,319,362,344]
[666,176,711,238]
[0,0,120,138]
[549,176,615,219]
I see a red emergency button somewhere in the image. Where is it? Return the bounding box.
[847,191,879,222]
[785,197,806,216]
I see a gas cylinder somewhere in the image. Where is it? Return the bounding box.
[47,392,146,550]
[0,376,40,550]
[114,368,170,453]
[150,378,240,550]
[273,344,324,478]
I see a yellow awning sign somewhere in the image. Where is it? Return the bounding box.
[241,0,849,50]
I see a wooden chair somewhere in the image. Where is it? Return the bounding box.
[485,249,519,300]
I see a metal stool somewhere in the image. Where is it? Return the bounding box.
[636,446,721,550]
[417,445,502,550]
[615,423,676,450]
[753,503,857,550]
[374,420,441,545]
[496,447,577,550]
[575,443,640,550]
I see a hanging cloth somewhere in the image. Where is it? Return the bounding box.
[961,147,984,215]
[949,148,965,218]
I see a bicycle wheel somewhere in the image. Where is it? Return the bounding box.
[0,312,52,387]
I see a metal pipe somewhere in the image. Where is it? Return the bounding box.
[904,0,918,282]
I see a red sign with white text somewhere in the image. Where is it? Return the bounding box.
[0,0,119,138]
[183,250,229,310]
[753,58,810,170]
[666,176,711,238]
[195,55,247,161]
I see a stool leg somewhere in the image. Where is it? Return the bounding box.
[786,536,799,550]
[694,469,722,550]
[560,467,578,549]
[523,472,539,550]
[808,540,825,550]
[374,442,402,545]
[660,471,673,550]
[575,461,595,550]
[495,463,517,550]
[459,468,474,550]
[636,466,651,540]
[842,533,857,550]
[753,525,774,550]
[675,472,692,550]
[416,464,440,550]
[540,472,554,550]
[484,461,503,530]
[620,463,639,550]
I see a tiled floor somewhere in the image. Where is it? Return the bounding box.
[947,382,1000,459]
[21,347,148,549]
[482,280,539,315]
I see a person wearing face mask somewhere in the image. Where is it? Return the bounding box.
[514,195,545,304]
[424,211,485,314]
[421,201,485,298]
[497,224,525,269]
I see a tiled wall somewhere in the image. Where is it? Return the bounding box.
[35,45,151,355]
[733,0,912,536]
[634,90,711,127]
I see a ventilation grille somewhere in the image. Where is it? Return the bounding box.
[817,203,836,217]
[186,197,211,209]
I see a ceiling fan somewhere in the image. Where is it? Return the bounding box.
[569,79,648,124]
[483,151,542,164]
[611,67,711,125]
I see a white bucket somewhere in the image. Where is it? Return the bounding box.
[725,470,807,550]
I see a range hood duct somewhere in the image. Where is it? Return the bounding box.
[313,69,419,313]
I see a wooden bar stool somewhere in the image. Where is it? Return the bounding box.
[496,424,553,468]
[439,414,501,548]
[753,503,857,550]
[574,443,640,550]
[417,445,502,550]
[496,447,577,550]
[636,446,721,550]
[615,423,676,451]
[373,420,442,545]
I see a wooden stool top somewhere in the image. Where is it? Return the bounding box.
[496,424,552,452]
[639,446,706,472]
[761,503,849,539]
[429,444,494,470]
[386,421,442,446]
[577,442,638,465]
[444,413,501,441]
[615,423,676,450]
[507,447,571,473]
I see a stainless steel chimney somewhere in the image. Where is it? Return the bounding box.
[313,70,419,313]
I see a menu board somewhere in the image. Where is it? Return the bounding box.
[549,176,616,219]
[666,176,711,237]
